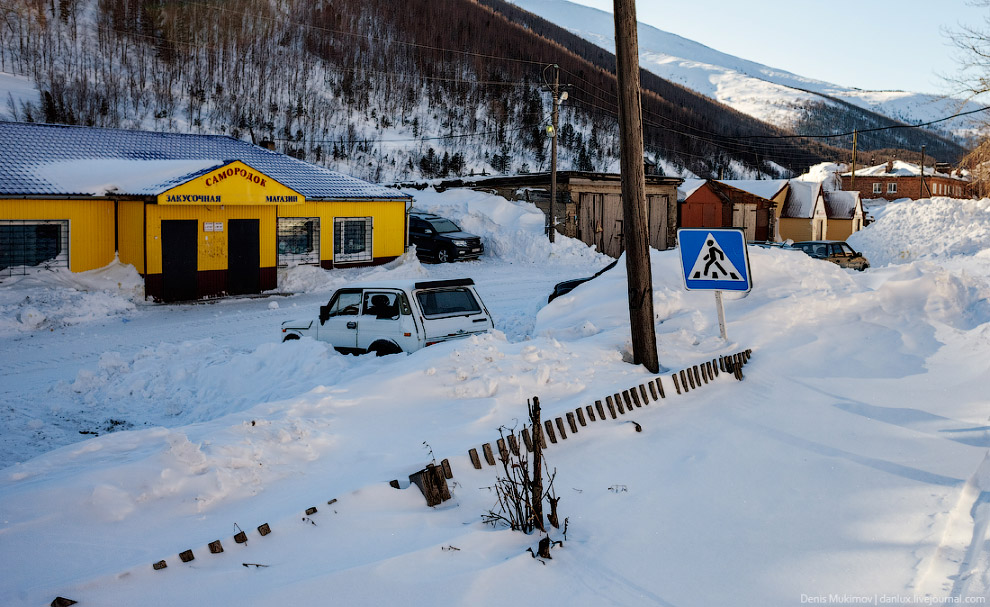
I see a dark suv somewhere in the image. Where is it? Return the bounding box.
[408,212,484,263]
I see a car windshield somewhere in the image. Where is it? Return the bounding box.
[429,219,461,234]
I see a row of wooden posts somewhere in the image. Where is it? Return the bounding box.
[150,521,274,572]
[141,349,751,577]
[467,349,753,469]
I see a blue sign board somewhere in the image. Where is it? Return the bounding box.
[677,228,752,292]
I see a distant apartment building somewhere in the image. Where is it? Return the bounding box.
[841,160,970,201]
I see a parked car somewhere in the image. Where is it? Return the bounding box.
[791,240,870,271]
[547,260,618,303]
[408,211,484,263]
[748,241,792,250]
[281,278,494,355]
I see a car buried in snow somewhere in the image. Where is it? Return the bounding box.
[547,260,618,304]
[280,278,494,355]
[791,240,870,271]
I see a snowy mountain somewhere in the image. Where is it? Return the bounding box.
[511,0,986,142]
[0,0,968,184]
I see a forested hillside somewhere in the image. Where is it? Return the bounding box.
[0,0,945,182]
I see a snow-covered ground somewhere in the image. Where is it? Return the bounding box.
[2,188,990,606]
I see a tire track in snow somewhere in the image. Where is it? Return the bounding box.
[914,450,990,599]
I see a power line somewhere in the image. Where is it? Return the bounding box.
[273,111,553,146]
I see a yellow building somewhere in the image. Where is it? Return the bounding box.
[778,180,828,242]
[822,190,865,241]
[0,122,411,301]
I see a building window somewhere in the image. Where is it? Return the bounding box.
[333,217,373,263]
[887,182,897,194]
[277,217,320,267]
[0,220,69,276]
[872,183,882,194]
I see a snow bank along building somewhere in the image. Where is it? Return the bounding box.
[438,171,683,258]
[840,160,970,201]
[0,121,411,301]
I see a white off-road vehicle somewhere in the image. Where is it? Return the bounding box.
[280,278,494,355]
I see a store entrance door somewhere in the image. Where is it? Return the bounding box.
[227,219,260,295]
[161,220,199,302]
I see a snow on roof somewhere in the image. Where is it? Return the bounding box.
[0,121,409,199]
[34,158,225,196]
[677,178,707,201]
[717,179,788,199]
[823,190,861,220]
[847,160,967,180]
[852,160,921,177]
[794,162,845,183]
[781,180,822,218]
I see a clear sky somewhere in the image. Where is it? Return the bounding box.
[567,0,986,95]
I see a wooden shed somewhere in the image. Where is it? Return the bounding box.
[0,121,410,302]
[822,190,864,241]
[778,180,827,242]
[440,171,683,258]
[678,179,786,242]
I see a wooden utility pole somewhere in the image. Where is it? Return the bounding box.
[850,130,858,190]
[920,144,928,197]
[613,0,659,373]
[548,65,560,242]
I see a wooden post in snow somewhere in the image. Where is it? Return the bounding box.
[613,0,659,373]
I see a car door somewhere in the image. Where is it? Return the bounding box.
[355,290,404,351]
[835,242,867,270]
[409,218,436,257]
[318,289,362,350]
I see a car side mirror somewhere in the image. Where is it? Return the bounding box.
[319,305,330,325]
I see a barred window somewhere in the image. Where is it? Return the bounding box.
[277,217,320,267]
[333,217,373,263]
[0,220,69,276]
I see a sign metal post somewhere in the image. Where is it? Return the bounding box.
[676,228,752,342]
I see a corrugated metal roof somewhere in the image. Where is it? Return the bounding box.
[0,121,409,200]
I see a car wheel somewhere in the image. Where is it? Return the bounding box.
[368,341,402,356]
[436,248,451,263]
[283,333,301,342]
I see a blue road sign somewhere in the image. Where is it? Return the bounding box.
[677,228,752,292]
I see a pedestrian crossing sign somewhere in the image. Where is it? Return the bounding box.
[677,228,752,292]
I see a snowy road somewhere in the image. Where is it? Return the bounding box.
[0,249,609,467]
